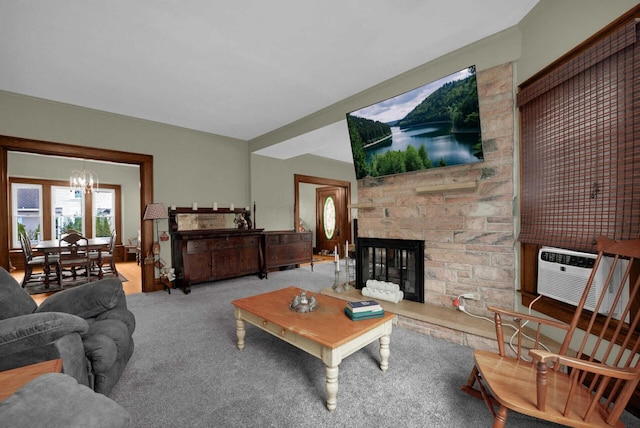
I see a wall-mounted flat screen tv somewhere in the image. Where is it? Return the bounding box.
[347,66,482,179]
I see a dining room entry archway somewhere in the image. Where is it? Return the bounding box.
[0,134,160,292]
[294,174,351,256]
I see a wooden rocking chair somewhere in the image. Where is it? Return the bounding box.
[463,237,640,427]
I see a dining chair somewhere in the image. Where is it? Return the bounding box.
[56,231,92,285]
[125,235,139,263]
[18,231,57,287]
[92,230,118,278]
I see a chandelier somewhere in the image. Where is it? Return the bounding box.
[70,163,99,194]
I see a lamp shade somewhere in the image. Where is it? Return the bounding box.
[143,203,168,220]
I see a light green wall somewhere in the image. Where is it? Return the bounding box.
[0,91,251,209]
[0,90,251,265]
[250,153,357,237]
[517,0,639,85]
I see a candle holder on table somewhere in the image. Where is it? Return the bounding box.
[342,255,352,291]
[332,260,343,292]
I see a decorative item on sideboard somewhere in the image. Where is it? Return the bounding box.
[143,251,154,265]
[234,213,248,229]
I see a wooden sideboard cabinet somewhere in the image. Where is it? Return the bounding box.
[169,207,262,294]
[261,230,313,278]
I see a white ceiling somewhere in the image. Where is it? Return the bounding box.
[0,1,538,163]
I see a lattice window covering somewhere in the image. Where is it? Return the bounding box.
[518,21,640,252]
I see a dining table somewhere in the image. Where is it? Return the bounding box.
[35,237,111,286]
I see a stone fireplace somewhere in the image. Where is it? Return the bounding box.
[354,62,516,329]
[355,237,424,303]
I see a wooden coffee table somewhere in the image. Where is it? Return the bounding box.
[232,286,395,411]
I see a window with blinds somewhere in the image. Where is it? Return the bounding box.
[518,20,640,252]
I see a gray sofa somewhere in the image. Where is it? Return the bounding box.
[0,267,135,395]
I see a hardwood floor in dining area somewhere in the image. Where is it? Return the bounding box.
[10,260,142,305]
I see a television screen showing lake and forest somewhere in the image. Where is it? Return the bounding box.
[347,66,483,179]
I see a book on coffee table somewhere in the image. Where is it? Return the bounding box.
[344,306,384,320]
[347,300,382,313]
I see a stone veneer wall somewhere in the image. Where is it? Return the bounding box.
[356,62,516,348]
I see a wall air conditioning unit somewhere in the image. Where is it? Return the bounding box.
[537,247,629,321]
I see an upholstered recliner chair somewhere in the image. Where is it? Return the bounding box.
[0,267,135,395]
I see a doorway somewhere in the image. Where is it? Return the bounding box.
[0,135,158,292]
[294,174,351,256]
[316,186,349,256]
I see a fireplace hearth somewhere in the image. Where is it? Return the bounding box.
[355,237,424,303]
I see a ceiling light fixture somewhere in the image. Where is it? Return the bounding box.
[70,161,99,194]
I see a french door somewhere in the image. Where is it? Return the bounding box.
[315,186,348,256]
